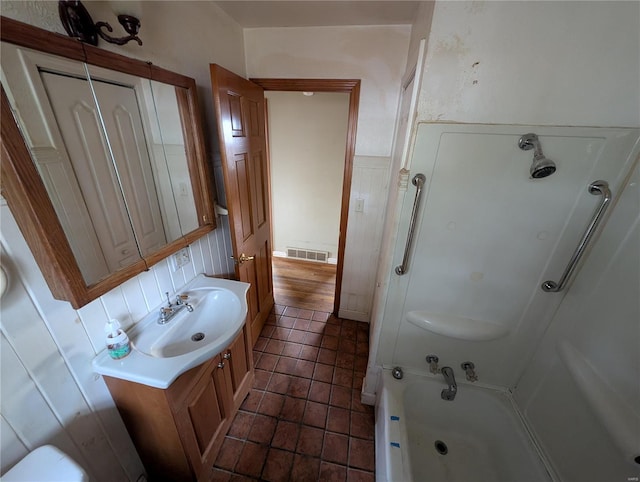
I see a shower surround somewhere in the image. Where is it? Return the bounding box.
[370,123,640,481]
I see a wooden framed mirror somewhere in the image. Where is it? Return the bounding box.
[0,16,215,308]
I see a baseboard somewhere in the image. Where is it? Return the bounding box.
[338,309,369,322]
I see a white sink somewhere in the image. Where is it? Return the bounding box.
[92,274,250,389]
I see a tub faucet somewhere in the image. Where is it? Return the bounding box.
[440,366,457,401]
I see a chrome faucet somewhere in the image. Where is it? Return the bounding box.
[440,366,457,401]
[158,292,193,324]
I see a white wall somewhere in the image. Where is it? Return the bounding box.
[245,25,410,320]
[418,1,640,126]
[266,91,348,258]
[0,2,242,478]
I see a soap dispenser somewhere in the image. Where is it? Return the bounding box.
[104,318,131,360]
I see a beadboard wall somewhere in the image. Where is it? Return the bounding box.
[0,199,234,480]
[339,156,391,321]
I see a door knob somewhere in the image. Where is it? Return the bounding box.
[231,253,255,265]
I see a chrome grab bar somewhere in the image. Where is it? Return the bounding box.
[395,173,426,276]
[542,180,611,292]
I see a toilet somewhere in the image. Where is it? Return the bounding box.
[2,445,89,481]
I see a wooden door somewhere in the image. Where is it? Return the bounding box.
[211,64,274,345]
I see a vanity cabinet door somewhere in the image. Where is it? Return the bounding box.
[174,355,232,481]
[224,325,254,410]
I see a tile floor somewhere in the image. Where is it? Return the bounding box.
[212,305,375,481]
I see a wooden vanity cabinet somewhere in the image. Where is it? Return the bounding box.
[103,325,254,482]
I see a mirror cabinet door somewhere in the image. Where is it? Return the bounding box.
[1,42,143,286]
[0,16,214,308]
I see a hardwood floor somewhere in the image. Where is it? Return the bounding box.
[272,257,336,313]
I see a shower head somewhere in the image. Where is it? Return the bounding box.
[518,133,556,179]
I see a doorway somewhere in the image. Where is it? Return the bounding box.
[251,78,360,315]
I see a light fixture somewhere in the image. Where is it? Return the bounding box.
[58,0,142,47]
[303,92,315,96]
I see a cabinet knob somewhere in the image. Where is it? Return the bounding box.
[217,361,225,369]
[223,352,231,360]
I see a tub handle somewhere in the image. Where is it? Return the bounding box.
[542,180,611,292]
[396,173,427,276]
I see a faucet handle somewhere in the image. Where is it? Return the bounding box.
[461,361,478,382]
[426,355,440,374]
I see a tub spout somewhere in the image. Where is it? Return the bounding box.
[440,366,457,401]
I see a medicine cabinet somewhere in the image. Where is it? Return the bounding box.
[0,17,215,308]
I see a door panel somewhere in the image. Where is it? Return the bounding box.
[211,64,274,345]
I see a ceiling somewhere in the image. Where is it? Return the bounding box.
[214,1,422,28]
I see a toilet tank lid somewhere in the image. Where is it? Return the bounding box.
[2,445,89,482]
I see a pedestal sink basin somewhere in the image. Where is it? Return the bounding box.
[92,274,249,388]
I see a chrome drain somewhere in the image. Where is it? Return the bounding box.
[434,440,448,455]
[191,332,205,342]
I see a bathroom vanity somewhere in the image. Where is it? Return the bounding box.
[103,324,253,482]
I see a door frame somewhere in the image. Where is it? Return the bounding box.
[250,78,360,315]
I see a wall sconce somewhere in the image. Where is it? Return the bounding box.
[58,0,142,46]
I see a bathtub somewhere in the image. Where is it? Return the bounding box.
[375,369,552,482]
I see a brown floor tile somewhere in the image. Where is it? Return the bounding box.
[296,425,324,456]
[258,392,285,417]
[283,306,300,318]
[214,437,244,470]
[221,303,374,481]
[347,468,375,482]
[295,359,315,378]
[264,339,285,355]
[280,397,306,422]
[293,318,310,331]
[313,363,334,383]
[271,327,291,340]
[254,337,268,352]
[322,432,349,465]
[324,323,341,337]
[309,321,326,333]
[278,315,296,329]
[327,406,350,435]
[333,367,353,388]
[318,348,337,365]
[304,332,323,347]
[303,400,328,428]
[275,356,298,375]
[247,414,277,444]
[287,376,311,398]
[312,311,329,322]
[299,344,319,361]
[287,329,307,343]
[253,369,271,390]
[330,385,352,409]
[321,335,339,350]
[348,438,375,471]
[241,389,264,412]
[282,341,303,358]
[308,380,331,404]
[319,461,347,482]
[350,411,374,440]
[291,454,321,480]
[256,353,278,371]
[261,324,276,338]
[266,372,291,394]
[297,309,313,319]
[336,352,355,369]
[271,420,300,451]
[261,448,294,482]
[235,441,268,478]
[227,411,254,439]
